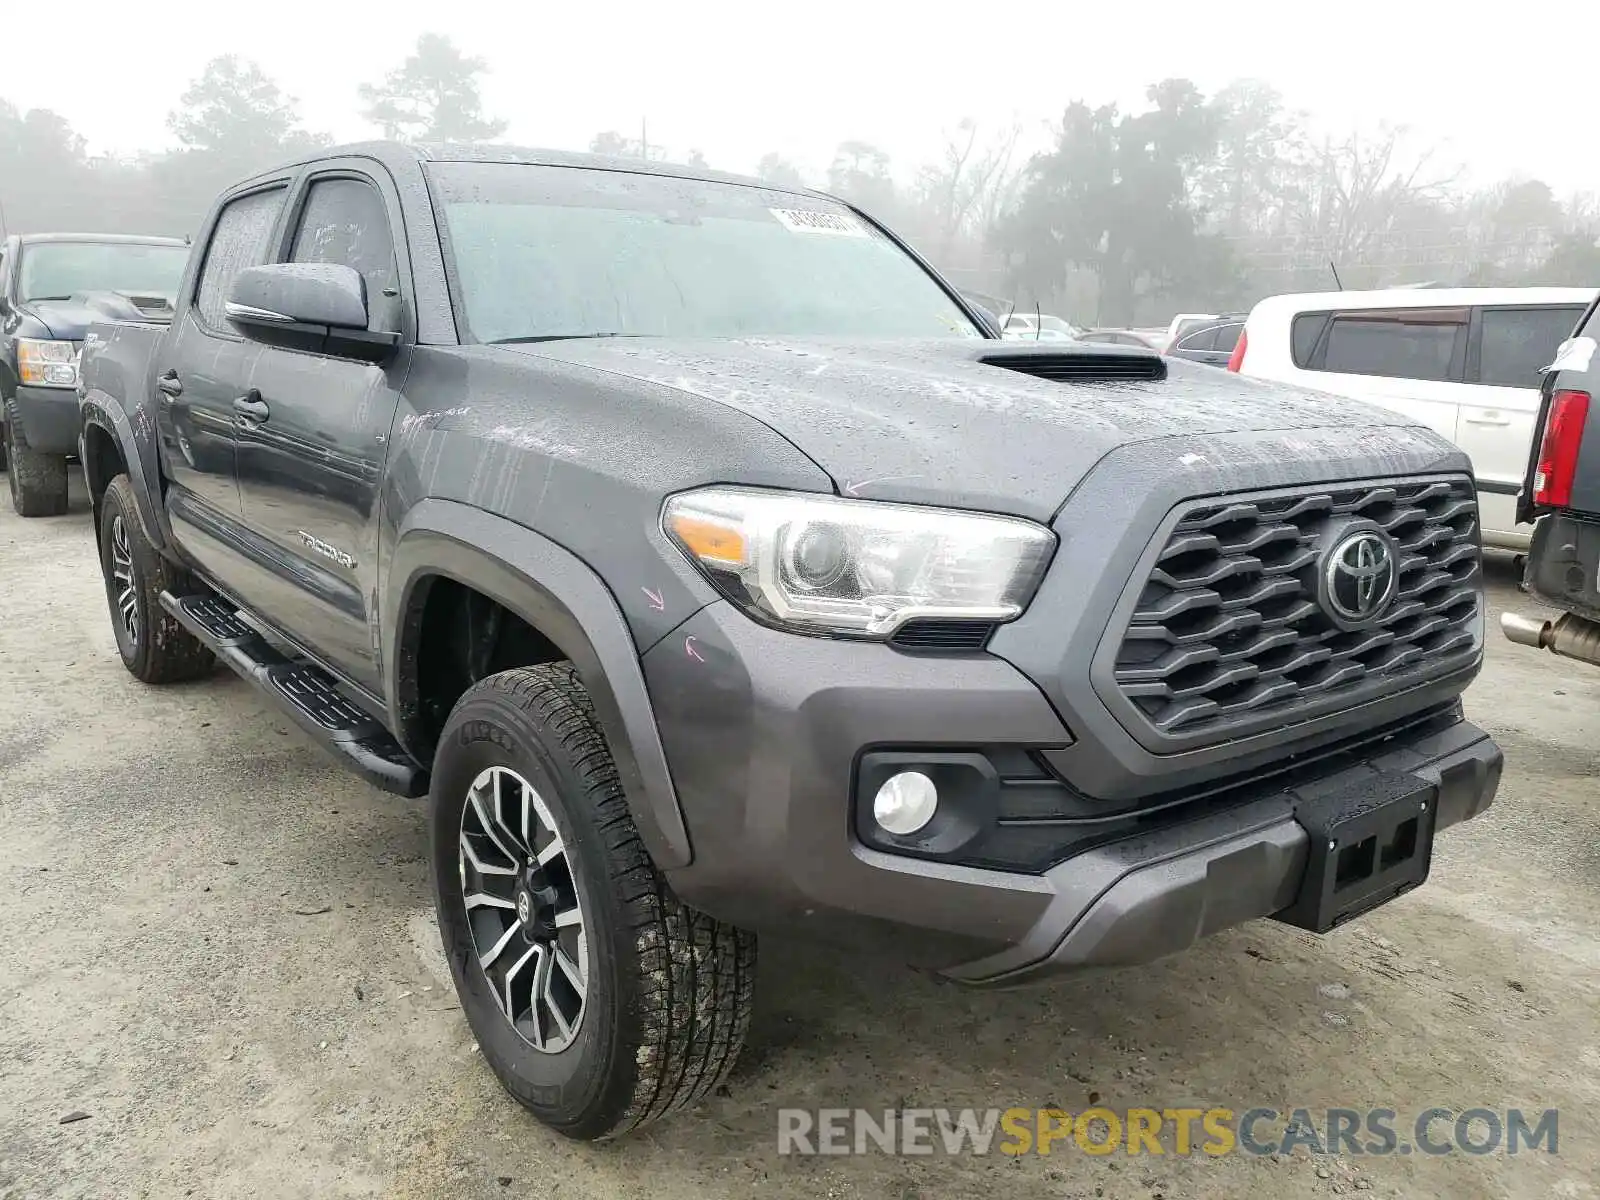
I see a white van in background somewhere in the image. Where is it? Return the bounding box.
[1229,287,1597,550]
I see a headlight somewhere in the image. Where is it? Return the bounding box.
[663,486,1056,638]
[18,338,80,388]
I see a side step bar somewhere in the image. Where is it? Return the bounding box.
[161,591,429,798]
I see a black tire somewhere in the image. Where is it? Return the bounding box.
[430,664,755,1141]
[4,399,69,517]
[97,474,214,684]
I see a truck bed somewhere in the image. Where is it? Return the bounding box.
[81,318,167,429]
[78,318,171,532]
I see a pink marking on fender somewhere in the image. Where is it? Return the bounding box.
[642,586,665,611]
[684,636,705,662]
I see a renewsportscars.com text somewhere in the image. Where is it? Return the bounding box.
[777,1106,1559,1157]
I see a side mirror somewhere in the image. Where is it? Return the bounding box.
[225,263,397,362]
[228,263,367,329]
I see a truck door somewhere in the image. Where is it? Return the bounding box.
[232,169,410,696]
[157,184,289,587]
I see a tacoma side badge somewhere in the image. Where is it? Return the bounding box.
[296,530,356,570]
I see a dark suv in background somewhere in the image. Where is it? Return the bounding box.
[1504,294,1600,667]
[1166,314,1247,367]
[1,233,189,515]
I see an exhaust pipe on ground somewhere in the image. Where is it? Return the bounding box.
[1501,610,1600,667]
[1501,613,1552,648]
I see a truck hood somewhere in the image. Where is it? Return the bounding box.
[17,299,101,340]
[19,295,174,340]
[509,337,1443,520]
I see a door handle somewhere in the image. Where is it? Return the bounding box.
[1462,413,1512,426]
[233,390,270,423]
[156,370,183,400]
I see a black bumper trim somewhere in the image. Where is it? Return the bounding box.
[12,384,81,455]
[941,720,1501,985]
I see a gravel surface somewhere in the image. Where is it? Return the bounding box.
[2,479,1597,1199]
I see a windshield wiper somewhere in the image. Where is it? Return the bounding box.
[489,333,642,345]
[22,295,74,303]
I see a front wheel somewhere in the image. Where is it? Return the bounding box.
[4,400,68,517]
[430,664,755,1140]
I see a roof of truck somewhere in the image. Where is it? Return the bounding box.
[11,233,188,246]
[269,140,806,196]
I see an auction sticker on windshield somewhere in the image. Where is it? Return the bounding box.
[770,208,868,236]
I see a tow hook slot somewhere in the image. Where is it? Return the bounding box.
[1275,769,1436,933]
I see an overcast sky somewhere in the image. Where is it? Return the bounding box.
[10,0,1596,193]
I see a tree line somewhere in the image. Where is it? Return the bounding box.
[0,34,501,246]
[794,79,1600,324]
[4,42,1598,326]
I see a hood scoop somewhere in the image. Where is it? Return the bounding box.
[979,349,1166,384]
[70,290,176,324]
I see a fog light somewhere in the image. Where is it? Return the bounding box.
[872,771,938,835]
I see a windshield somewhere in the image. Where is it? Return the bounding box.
[18,241,188,304]
[429,163,983,344]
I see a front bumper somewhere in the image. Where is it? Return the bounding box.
[943,717,1498,984]
[10,384,80,455]
[645,601,1501,985]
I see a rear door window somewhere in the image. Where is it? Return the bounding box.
[1315,308,1468,382]
[1213,323,1243,353]
[1475,305,1587,388]
[1291,313,1331,367]
[1176,326,1220,352]
[195,187,287,333]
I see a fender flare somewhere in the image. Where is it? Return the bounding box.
[387,499,692,869]
[78,392,170,551]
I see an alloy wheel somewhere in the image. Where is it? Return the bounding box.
[109,514,139,648]
[458,765,590,1053]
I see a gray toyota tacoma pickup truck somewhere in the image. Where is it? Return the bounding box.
[78,142,1502,1141]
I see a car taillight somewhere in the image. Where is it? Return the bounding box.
[1226,328,1248,372]
[1532,389,1591,508]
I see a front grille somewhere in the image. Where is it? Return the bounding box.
[980,352,1166,383]
[1107,476,1481,746]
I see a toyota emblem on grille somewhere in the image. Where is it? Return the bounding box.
[1324,529,1397,624]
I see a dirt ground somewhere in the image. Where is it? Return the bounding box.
[1,478,1596,1200]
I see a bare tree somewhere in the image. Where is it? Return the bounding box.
[1288,127,1461,264]
[1562,190,1600,232]
[907,119,1021,261]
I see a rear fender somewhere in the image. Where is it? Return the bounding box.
[78,391,170,550]
[387,499,692,869]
